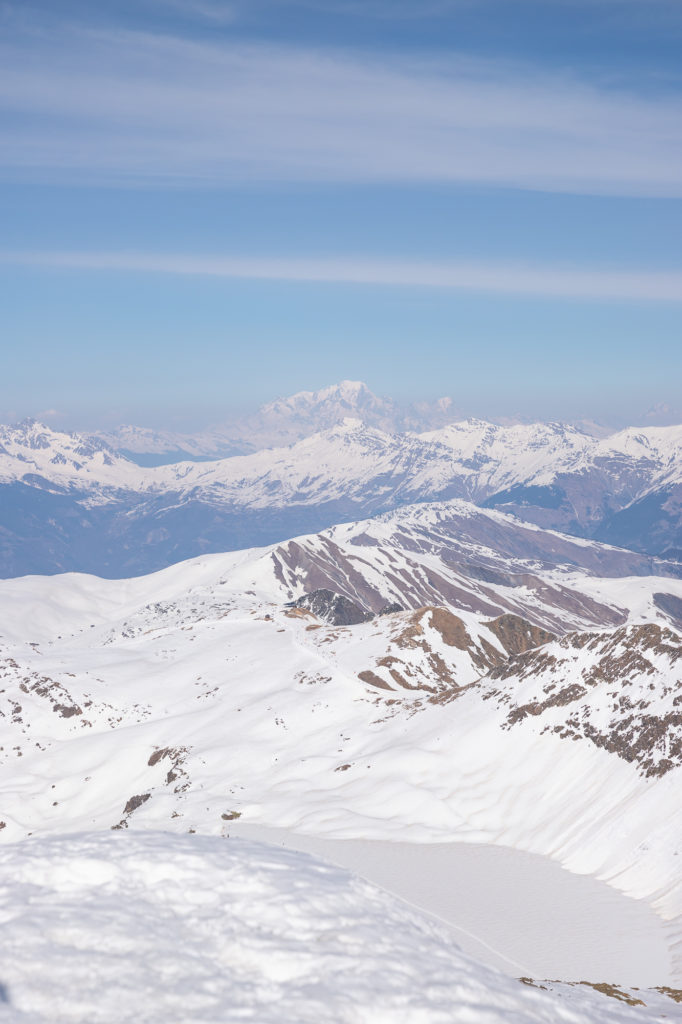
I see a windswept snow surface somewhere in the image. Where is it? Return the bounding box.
[0,831,675,1024]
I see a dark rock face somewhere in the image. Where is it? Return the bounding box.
[463,563,519,587]
[594,484,682,557]
[653,592,682,630]
[378,602,405,616]
[123,793,151,816]
[484,614,556,656]
[482,473,682,559]
[287,589,374,626]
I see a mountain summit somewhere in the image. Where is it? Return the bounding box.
[97,381,461,461]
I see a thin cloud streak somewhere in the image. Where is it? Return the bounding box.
[0,28,681,195]
[151,0,237,23]
[3,250,682,302]
[285,0,682,16]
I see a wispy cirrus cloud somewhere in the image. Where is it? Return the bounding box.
[0,26,681,196]
[3,249,681,302]
[254,0,682,14]
[150,0,237,23]
[267,0,476,15]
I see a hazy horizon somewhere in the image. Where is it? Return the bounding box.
[3,378,681,436]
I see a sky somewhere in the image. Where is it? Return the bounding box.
[1,0,681,430]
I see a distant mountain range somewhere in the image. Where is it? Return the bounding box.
[94,382,681,463]
[95,380,463,463]
[0,381,681,577]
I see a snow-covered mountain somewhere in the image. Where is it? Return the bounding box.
[97,380,462,462]
[267,501,682,631]
[471,422,682,555]
[251,378,425,444]
[0,418,147,495]
[1,412,681,577]
[91,422,252,464]
[2,517,682,998]
[7,414,682,512]
[93,380,682,467]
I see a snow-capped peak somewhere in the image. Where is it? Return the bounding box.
[0,419,145,494]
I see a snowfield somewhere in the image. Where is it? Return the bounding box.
[224,825,671,986]
[1,513,682,990]
[0,831,678,1024]
[2,502,682,1018]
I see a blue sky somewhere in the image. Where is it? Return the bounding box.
[1,0,681,429]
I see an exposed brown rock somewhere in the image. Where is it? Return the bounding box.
[578,982,645,1007]
[656,987,682,1004]
[358,670,394,691]
[123,793,151,815]
[485,614,555,656]
[507,684,588,725]
[428,608,476,650]
[53,703,82,718]
[147,746,190,789]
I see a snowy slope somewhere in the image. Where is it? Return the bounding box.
[1,830,675,1024]
[2,527,682,986]
[267,501,682,632]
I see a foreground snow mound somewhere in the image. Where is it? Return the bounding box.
[0,831,668,1024]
